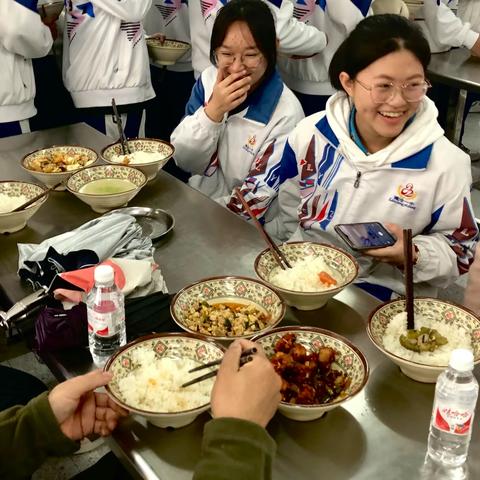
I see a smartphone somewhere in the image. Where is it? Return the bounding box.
[334,222,396,251]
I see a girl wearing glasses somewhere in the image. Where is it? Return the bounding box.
[171,0,304,222]
[268,14,478,299]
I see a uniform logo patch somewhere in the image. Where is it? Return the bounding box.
[242,134,256,155]
[389,183,417,210]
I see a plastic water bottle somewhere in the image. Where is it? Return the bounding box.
[427,348,478,467]
[87,265,126,366]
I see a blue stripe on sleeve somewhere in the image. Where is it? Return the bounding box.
[185,77,206,116]
[351,0,372,16]
[15,0,38,12]
[279,141,298,183]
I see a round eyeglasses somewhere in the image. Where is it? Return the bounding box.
[214,50,263,68]
[355,78,432,104]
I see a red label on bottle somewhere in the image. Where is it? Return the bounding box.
[433,404,473,436]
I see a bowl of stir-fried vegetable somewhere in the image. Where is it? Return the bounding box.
[252,326,369,421]
[170,276,286,341]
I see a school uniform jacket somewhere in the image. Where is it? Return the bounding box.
[62,0,155,108]
[0,0,52,122]
[171,65,305,221]
[267,93,478,297]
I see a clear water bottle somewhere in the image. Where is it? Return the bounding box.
[427,348,478,467]
[87,264,126,367]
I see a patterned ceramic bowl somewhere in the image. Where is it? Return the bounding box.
[146,38,191,66]
[101,138,174,181]
[0,181,48,233]
[368,298,480,383]
[254,242,359,311]
[171,276,286,341]
[66,164,146,213]
[104,333,225,428]
[21,145,98,190]
[252,326,369,421]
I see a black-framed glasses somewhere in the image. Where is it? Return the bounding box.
[355,78,432,103]
[214,50,263,68]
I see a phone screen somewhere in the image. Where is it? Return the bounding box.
[335,222,395,250]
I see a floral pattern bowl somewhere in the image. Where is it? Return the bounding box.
[0,181,48,233]
[252,326,369,421]
[146,38,191,66]
[104,333,225,428]
[66,164,146,213]
[254,242,359,310]
[21,145,98,190]
[368,298,480,383]
[170,276,286,341]
[101,138,175,181]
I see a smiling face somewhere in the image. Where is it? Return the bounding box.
[339,49,425,153]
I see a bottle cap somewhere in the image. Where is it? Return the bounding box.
[449,348,474,372]
[94,265,114,285]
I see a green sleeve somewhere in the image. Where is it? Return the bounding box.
[0,392,79,479]
[193,417,276,480]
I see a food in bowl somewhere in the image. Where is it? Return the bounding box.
[78,178,136,195]
[115,348,213,412]
[0,193,29,213]
[271,333,351,405]
[146,38,191,66]
[185,300,271,337]
[111,150,168,165]
[26,149,92,173]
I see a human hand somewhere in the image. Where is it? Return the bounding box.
[48,370,129,441]
[363,223,417,266]
[149,32,166,45]
[41,15,59,40]
[211,339,281,428]
[204,69,252,122]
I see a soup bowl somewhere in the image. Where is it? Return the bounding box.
[146,38,191,65]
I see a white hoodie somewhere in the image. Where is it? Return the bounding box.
[279,0,372,96]
[267,93,478,297]
[0,0,53,123]
[63,0,155,108]
[421,0,480,53]
[189,0,327,77]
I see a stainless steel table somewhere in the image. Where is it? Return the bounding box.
[1,124,479,480]
[427,48,480,145]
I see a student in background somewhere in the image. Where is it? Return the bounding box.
[62,0,155,138]
[0,0,53,138]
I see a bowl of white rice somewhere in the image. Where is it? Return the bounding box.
[104,332,225,428]
[101,138,174,181]
[0,181,48,233]
[368,298,480,383]
[254,242,359,310]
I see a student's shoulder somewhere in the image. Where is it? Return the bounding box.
[431,135,471,171]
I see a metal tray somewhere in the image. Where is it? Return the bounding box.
[107,207,175,241]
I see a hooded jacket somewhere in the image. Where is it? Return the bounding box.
[171,65,304,221]
[62,0,155,108]
[0,0,53,123]
[267,93,478,297]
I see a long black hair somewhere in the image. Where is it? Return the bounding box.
[329,14,431,91]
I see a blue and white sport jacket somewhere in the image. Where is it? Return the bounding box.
[267,93,478,298]
[171,65,304,222]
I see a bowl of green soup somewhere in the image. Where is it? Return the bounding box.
[66,165,147,213]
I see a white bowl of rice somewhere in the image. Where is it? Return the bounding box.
[104,333,225,428]
[0,181,48,233]
[254,242,359,310]
[368,298,480,383]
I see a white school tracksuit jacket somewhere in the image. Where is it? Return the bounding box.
[278,0,373,96]
[188,0,327,77]
[62,0,154,108]
[421,0,480,53]
[0,0,52,123]
[267,93,478,298]
[171,66,304,221]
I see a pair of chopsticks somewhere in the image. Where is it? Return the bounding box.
[403,228,415,330]
[234,187,291,270]
[181,347,257,388]
[11,181,63,212]
[111,98,131,155]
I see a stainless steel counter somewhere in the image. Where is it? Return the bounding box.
[1,124,479,479]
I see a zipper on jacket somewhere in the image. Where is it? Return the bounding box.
[354,171,362,188]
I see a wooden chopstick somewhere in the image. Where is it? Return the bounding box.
[11,182,62,212]
[181,354,254,388]
[188,347,257,373]
[403,228,415,330]
[233,187,291,270]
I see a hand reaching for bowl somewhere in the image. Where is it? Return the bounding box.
[48,370,128,441]
[204,69,252,123]
[211,339,281,428]
[363,223,418,267]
